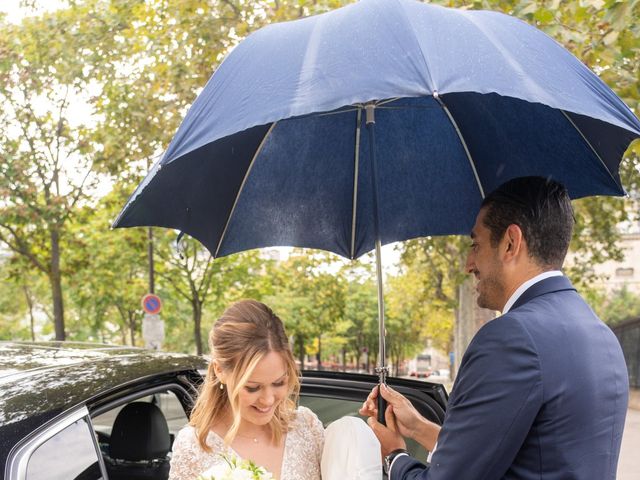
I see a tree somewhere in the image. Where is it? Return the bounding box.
[598,285,640,325]
[66,184,149,345]
[340,262,379,371]
[155,233,263,355]
[0,6,120,340]
[264,250,345,368]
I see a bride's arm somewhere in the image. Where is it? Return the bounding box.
[299,406,325,466]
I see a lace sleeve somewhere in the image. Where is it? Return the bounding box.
[297,406,325,466]
[169,426,218,480]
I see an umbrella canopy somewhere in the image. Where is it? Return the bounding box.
[114,0,640,260]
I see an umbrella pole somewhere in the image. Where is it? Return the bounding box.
[366,104,389,425]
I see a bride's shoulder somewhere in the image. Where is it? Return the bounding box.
[172,425,199,449]
[293,405,319,422]
[292,406,323,432]
[173,424,224,452]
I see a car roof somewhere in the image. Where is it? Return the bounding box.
[0,341,207,458]
[0,341,153,378]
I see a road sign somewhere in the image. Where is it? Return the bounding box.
[141,293,162,315]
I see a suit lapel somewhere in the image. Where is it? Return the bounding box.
[511,276,576,311]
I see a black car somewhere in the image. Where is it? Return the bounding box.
[0,341,448,480]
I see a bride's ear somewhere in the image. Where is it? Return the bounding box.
[212,361,226,383]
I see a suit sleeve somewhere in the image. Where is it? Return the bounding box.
[392,315,543,480]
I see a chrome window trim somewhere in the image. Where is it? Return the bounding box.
[6,406,97,480]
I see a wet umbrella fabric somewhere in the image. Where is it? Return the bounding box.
[114,0,640,260]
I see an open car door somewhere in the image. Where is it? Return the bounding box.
[300,371,448,463]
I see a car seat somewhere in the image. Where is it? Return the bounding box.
[105,401,171,480]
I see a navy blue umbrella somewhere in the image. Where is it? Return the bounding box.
[114,0,640,392]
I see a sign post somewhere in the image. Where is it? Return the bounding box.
[141,293,164,350]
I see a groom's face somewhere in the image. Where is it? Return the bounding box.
[466,207,507,311]
[239,350,289,426]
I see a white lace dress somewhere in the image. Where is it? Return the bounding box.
[168,406,324,480]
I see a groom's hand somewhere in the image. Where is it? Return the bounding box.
[360,384,423,440]
[366,402,406,456]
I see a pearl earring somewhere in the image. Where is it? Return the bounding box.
[220,382,224,390]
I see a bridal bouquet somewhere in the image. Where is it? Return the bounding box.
[197,454,274,480]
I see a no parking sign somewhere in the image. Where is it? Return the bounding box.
[141,293,162,315]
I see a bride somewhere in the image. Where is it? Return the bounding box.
[169,299,324,480]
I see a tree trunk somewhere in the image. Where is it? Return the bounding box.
[298,335,305,370]
[316,335,322,370]
[454,277,495,378]
[193,300,203,356]
[23,285,36,341]
[50,228,65,340]
[129,311,136,345]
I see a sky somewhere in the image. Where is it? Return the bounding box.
[0,0,65,23]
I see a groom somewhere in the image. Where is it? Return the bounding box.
[361,176,629,479]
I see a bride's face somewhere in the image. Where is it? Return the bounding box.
[238,350,289,426]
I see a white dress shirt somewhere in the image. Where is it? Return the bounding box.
[501,270,563,314]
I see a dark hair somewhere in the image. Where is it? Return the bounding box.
[481,176,574,269]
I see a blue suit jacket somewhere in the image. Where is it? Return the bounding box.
[393,276,628,480]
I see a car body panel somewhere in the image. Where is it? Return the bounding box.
[0,342,206,476]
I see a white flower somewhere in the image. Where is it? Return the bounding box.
[197,453,274,480]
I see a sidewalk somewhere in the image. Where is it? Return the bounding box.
[618,408,640,480]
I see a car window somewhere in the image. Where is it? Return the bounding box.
[92,390,188,452]
[91,390,186,480]
[300,395,430,463]
[25,416,103,480]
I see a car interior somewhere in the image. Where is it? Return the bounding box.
[85,380,442,480]
[92,390,188,480]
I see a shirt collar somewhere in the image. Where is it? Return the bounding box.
[501,270,563,314]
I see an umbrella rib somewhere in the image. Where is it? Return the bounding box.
[351,108,363,260]
[214,122,278,258]
[435,94,486,199]
[560,110,622,189]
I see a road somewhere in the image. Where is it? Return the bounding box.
[618,408,640,480]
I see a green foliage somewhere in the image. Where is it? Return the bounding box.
[155,231,264,355]
[65,183,149,344]
[263,250,346,367]
[597,285,640,325]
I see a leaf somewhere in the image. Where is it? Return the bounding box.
[533,8,555,23]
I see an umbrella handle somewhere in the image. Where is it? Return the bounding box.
[377,388,387,425]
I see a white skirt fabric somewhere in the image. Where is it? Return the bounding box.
[321,416,383,480]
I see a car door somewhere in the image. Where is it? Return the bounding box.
[6,406,107,480]
[300,370,448,463]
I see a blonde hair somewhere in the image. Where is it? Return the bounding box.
[189,299,300,451]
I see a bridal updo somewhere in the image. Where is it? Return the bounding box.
[189,299,300,451]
